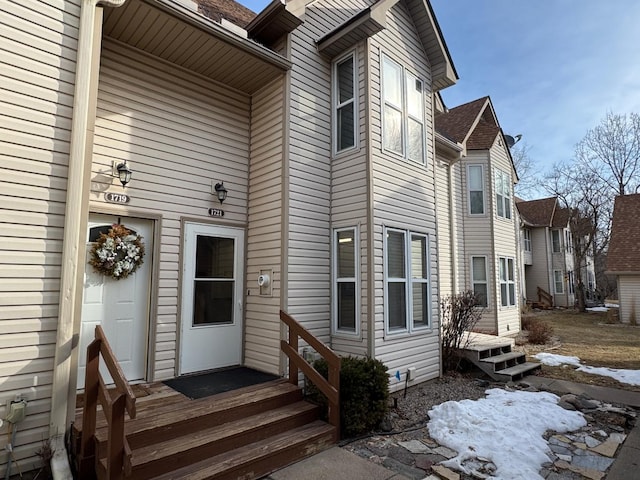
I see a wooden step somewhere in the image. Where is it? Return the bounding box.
[93,380,302,448]
[145,420,336,480]
[112,401,321,479]
[494,362,542,382]
[478,351,524,365]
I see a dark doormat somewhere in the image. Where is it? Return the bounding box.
[164,367,279,399]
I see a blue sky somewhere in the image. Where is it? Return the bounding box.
[238,0,640,176]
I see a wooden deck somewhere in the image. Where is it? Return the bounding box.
[462,331,516,350]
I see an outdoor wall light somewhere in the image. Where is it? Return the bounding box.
[115,161,132,188]
[214,182,228,204]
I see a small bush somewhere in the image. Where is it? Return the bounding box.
[441,291,483,371]
[526,319,553,344]
[521,315,536,331]
[306,356,389,438]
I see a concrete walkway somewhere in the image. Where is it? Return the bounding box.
[266,378,640,480]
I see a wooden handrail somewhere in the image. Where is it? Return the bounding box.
[280,310,340,440]
[78,325,136,480]
[537,286,554,307]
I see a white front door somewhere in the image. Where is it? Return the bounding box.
[180,223,244,375]
[78,214,153,389]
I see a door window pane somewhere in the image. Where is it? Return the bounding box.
[193,281,233,325]
[196,236,234,278]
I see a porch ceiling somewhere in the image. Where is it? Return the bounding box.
[102,0,291,95]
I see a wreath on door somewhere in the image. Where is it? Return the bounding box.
[89,224,145,280]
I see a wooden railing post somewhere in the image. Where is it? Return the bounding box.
[78,340,101,478]
[327,359,340,441]
[106,394,126,480]
[288,324,298,385]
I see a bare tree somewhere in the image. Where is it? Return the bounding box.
[510,142,538,199]
[575,112,640,196]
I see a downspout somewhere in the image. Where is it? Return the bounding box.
[365,38,375,359]
[50,0,127,444]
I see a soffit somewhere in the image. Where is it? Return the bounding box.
[102,0,290,95]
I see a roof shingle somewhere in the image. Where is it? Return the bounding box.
[197,0,257,28]
[607,194,640,273]
[435,97,488,143]
[516,197,557,227]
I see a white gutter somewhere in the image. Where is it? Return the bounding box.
[50,0,126,439]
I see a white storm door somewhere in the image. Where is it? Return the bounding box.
[78,214,152,389]
[180,223,244,375]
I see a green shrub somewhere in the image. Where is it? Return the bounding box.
[306,356,389,438]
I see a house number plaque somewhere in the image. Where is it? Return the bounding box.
[208,208,225,217]
[104,192,130,204]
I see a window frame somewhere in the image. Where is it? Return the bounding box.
[383,227,431,335]
[332,50,358,155]
[380,53,426,165]
[471,255,489,307]
[554,269,564,294]
[494,169,512,220]
[523,228,532,252]
[332,226,360,336]
[467,164,486,215]
[551,230,562,253]
[499,256,516,308]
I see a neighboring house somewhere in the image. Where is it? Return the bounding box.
[606,194,640,324]
[516,197,595,308]
[1,0,460,471]
[434,96,522,336]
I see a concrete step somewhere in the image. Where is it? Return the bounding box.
[494,362,542,382]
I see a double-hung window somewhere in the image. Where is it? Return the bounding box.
[471,256,488,307]
[382,55,425,163]
[468,165,485,215]
[499,257,516,307]
[495,169,512,219]
[523,229,532,252]
[333,227,358,334]
[554,270,564,294]
[384,228,430,333]
[333,52,356,153]
[551,230,561,253]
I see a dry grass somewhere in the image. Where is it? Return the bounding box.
[519,309,640,392]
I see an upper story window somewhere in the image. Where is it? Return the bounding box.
[381,55,425,164]
[333,227,359,335]
[523,229,532,252]
[333,52,357,153]
[565,230,572,253]
[495,169,512,219]
[551,230,562,253]
[384,227,431,334]
[467,165,485,215]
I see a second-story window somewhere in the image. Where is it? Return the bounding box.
[523,229,532,252]
[495,169,512,219]
[552,230,561,253]
[468,165,485,215]
[333,52,356,153]
[382,55,424,163]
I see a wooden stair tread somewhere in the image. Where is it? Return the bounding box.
[91,380,301,441]
[463,343,513,352]
[150,420,335,480]
[497,362,542,375]
[126,401,320,468]
[479,352,525,364]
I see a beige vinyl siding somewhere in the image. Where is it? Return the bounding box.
[525,227,552,301]
[618,275,640,324]
[90,41,251,380]
[489,143,519,335]
[245,77,285,375]
[0,0,80,472]
[434,158,453,297]
[369,1,440,390]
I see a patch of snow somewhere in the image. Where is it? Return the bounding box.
[534,353,582,367]
[577,366,640,386]
[427,389,586,480]
[586,306,609,312]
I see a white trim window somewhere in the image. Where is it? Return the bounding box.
[495,169,512,219]
[333,52,357,153]
[381,55,425,163]
[554,269,564,294]
[523,228,532,252]
[551,230,561,253]
[499,257,516,307]
[568,271,575,295]
[467,165,485,215]
[471,256,488,307]
[333,227,359,334]
[384,227,431,333]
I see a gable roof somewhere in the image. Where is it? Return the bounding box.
[516,197,557,227]
[197,0,257,28]
[467,120,500,150]
[607,194,640,273]
[435,97,488,144]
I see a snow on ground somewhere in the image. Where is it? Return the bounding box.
[427,389,586,480]
[534,353,640,386]
[586,306,609,312]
